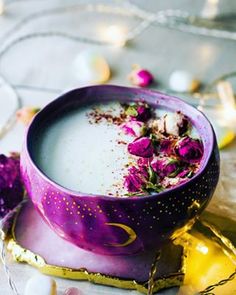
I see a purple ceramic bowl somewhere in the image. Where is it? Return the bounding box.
[21,85,220,256]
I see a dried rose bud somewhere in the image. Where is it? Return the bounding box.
[137,157,152,167]
[0,154,24,218]
[175,136,203,164]
[151,157,179,178]
[128,137,154,158]
[16,107,40,125]
[64,287,83,295]
[121,120,146,137]
[128,68,153,87]
[124,166,148,193]
[175,111,190,136]
[155,111,190,137]
[159,138,176,156]
[125,104,151,122]
[136,105,152,121]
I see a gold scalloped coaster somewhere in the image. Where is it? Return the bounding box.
[6,202,236,294]
[6,200,186,294]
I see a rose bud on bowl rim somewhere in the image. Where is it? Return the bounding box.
[20,85,220,256]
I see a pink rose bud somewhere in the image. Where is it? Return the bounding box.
[125,103,151,122]
[136,105,151,121]
[64,287,83,295]
[151,157,179,178]
[159,138,176,156]
[124,166,148,193]
[137,157,152,167]
[16,106,40,125]
[128,137,154,158]
[121,120,146,137]
[175,136,203,164]
[128,68,154,87]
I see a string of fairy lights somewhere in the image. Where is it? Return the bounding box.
[0,1,236,295]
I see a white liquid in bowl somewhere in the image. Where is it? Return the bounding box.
[34,103,135,196]
[34,102,199,196]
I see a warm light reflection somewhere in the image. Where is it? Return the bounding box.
[177,233,236,295]
[102,25,127,47]
[201,0,219,18]
[196,242,209,255]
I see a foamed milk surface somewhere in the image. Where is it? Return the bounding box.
[35,102,199,196]
[35,103,134,196]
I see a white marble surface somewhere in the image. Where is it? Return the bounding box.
[0,0,236,294]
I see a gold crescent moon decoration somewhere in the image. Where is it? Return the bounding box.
[105,222,137,247]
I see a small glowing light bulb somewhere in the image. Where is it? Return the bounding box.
[103,25,127,47]
[196,242,209,255]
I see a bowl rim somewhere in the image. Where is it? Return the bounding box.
[23,85,217,202]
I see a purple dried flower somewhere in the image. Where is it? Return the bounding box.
[137,157,152,167]
[175,136,203,164]
[125,104,151,122]
[175,111,190,136]
[159,138,176,156]
[121,120,146,137]
[129,69,154,87]
[0,154,24,218]
[124,166,148,193]
[128,137,154,158]
[151,157,179,178]
[136,105,151,121]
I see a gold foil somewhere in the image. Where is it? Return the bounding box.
[7,239,184,294]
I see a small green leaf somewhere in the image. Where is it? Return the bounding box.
[125,191,146,197]
[140,125,148,136]
[145,182,163,193]
[168,168,181,178]
[150,133,159,148]
[125,106,138,117]
[148,166,157,184]
[187,170,194,178]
